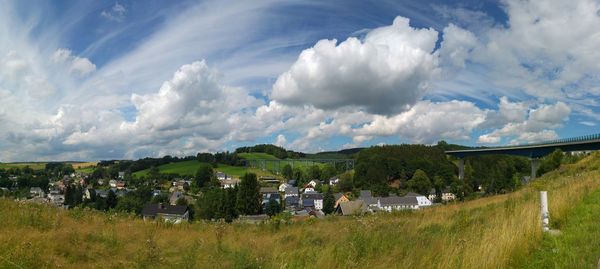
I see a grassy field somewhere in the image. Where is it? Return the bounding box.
[239,152,334,175]
[237,152,280,160]
[132,160,276,179]
[0,163,46,170]
[2,153,600,268]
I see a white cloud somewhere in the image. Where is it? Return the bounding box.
[51,49,96,76]
[478,102,571,144]
[354,100,487,144]
[439,24,477,69]
[271,16,440,115]
[580,121,596,127]
[274,134,286,147]
[101,2,127,22]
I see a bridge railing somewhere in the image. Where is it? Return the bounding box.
[475,133,600,150]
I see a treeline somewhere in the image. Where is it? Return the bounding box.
[353,144,456,196]
[235,144,305,159]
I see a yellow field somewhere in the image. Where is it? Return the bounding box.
[1,153,600,268]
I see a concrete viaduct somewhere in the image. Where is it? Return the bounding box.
[445,134,600,181]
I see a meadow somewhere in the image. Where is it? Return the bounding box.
[132,160,275,179]
[2,153,600,268]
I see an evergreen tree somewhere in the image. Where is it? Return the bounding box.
[323,187,335,215]
[106,190,118,209]
[236,173,261,215]
[265,199,281,217]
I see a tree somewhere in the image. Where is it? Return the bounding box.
[236,173,261,215]
[195,164,214,188]
[293,168,305,186]
[321,164,337,183]
[282,164,293,179]
[197,188,222,220]
[407,169,432,195]
[308,165,321,180]
[265,199,281,217]
[151,194,169,204]
[323,188,335,215]
[106,190,118,209]
[537,149,564,176]
[432,175,445,203]
[338,172,354,192]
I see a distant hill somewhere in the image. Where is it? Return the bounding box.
[132,160,275,178]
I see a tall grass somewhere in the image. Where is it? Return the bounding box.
[2,153,600,268]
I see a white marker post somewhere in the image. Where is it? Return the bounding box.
[540,191,550,232]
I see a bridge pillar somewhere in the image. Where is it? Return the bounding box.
[458,158,465,181]
[530,158,541,180]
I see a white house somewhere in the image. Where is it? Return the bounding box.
[405,192,432,207]
[108,179,117,188]
[216,172,227,181]
[48,190,65,206]
[303,185,315,193]
[307,180,321,188]
[221,179,240,189]
[329,176,340,186]
[29,187,45,198]
[278,183,291,192]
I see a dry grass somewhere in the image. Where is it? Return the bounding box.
[2,153,600,268]
[70,162,97,170]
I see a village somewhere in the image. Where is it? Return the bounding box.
[1,162,459,225]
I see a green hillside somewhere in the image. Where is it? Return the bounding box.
[237,152,280,160]
[132,160,276,178]
[3,152,600,268]
[0,163,46,170]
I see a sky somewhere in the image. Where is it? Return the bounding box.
[1,0,600,161]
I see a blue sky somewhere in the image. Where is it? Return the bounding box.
[1,0,599,161]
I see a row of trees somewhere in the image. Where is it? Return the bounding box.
[235,144,305,159]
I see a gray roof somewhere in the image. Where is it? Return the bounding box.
[337,200,368,216]
[260,187,278,194]
[284,186,299,195]
[302,192,323,200]
[378,196,418,206]
[142,204,188,217]
[333,193,345,201]
[285,196,299,205]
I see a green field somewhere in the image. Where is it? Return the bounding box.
[239,152,334,175]
[132,160,277,179]
[237,152,280,160]
[0,163,46,170]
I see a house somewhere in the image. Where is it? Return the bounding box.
[428,189,455,202]
[376,196,419,212]
[303,184,315,193]
[141,203,189,224]
[307,180,321,188]
[287,179,297,186]
[329,176,340,186]
[97,179,105,185]
[216,172,227,181]
[284,196,300,210]
[284,186,299,198]
[110,188,130,198]
[29,187,45,198]
[173,180,190,191]
[336,200,368,216]
[334,193,350,208]
[301,192,323,210]
[109,179,117,188]
[48,190,64,206]
[405,192,433,207]
[260,187,280,205]
[221,179,240,189]
[83,188,96,200]
[116,181,126,190]
[118,171,125,179]
[278,183,291,192]
[170,191,185,205]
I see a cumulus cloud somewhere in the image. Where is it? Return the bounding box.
[101,2,127,22]
[439,24,477,69]
[51,49,96,76]
[478,102,571,144]
[354,100,487,144]
[271,16,440,115]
